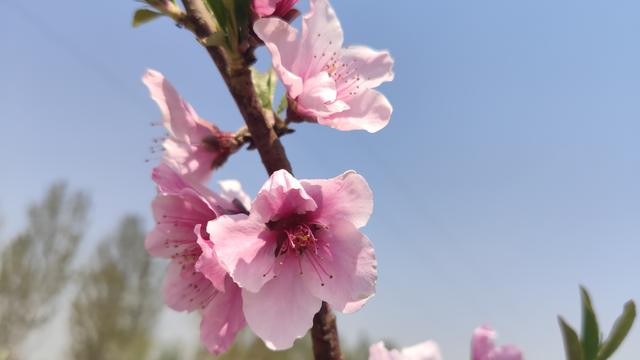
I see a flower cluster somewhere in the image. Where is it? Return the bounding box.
[141,0,524,358]
[254,0,394,133]
[143,66,377,353]
[369,326,523,360]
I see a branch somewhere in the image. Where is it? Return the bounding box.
[180,0,290,175]
[311,302,343,360]
[178,1,341,358]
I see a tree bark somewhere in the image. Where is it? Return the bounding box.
[178,1,341,359]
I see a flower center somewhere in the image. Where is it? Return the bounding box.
[276,223,318,257]
[264,220,334,286]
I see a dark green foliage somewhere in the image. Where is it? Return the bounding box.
[559,287,636,360]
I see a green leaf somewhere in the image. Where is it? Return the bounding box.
[132,9,163,28]
[559,317,584,360]
[205,0,230,32]
[233,0,252,34]
[251,68,277,110]
[276,95,288,115]
[580,287,600,360]
[596,300,636,360]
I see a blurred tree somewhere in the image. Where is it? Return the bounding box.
[69,216,161,360]
[192,331,313,360]
[0,183,89,357]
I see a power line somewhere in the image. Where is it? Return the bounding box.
[6,2,148,109]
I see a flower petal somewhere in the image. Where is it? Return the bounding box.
[401,341,443,360]
[251,169,317,223]
[301,219,376,313]
[200,276,246,355]
[252,0,279,17]
[145,221,197,258]
[336,45,394,94]
[296,0,344,77]
[253,18,304,98]
[472,326,497,360]
[297,72,350,118]
[301,170,373,228]
[162,261,218,312]
[208,214,278,293]
[142,69,211,143]
[161,139,215,185]
[488,346,523,360]
[319,88,392,133]
[195,224,227,292]
[242,259,322,350]
[152,163,230,212]
[368,342,393,360]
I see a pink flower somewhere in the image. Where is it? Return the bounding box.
[369,341,442,360]
[252,0,298,18]
[472,326,524,360]
[143,69,236,184]
[207,169,377,349]
[146,163,249,354]
[254,0,394,133]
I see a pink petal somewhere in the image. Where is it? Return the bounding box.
[145,221,197,258]
[488,346,523,360]
[251,169,317,223]
[161,139,215,185]
[320,88,392,133]
[297,72,350,118]
[151,163,229,212]
[162,261,218,312]
[200,276,246,355]
[147,190,216,259]
[253,18,304,98]
[208,214,278,293]
[195,224,227,292]
[142,69,211,143]
[343,296,371,313]
[151,162,191,194]
[252,0,279,17]
[301,170,373,228]
[300,219,376,313]
[242,259,322,350]
[151,191,217,229]
[401,341,443,360]
[335,45,394,96]
[295,0,344,78]
[368,341,393,360]
[472,326,497,360]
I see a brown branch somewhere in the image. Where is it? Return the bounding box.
[178,1,341,359]
[180,0,290,174]
[311,302,343,360]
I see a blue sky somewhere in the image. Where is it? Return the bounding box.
[3,0,640,358]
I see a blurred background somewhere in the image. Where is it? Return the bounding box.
[2,0,640,359]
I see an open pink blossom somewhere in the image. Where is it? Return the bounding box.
[472,326,524,360]
[369,341,442,360]
[254,0,394,133]
[146,163,250,354]
[143,69,235,184]
[207,169,377,349]
[252,0,298,18]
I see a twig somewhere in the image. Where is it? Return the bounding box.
[177,2,342,359]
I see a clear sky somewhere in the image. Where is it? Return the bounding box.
[2,0,640,359]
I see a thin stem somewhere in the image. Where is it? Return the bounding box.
[177,1,341,359]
